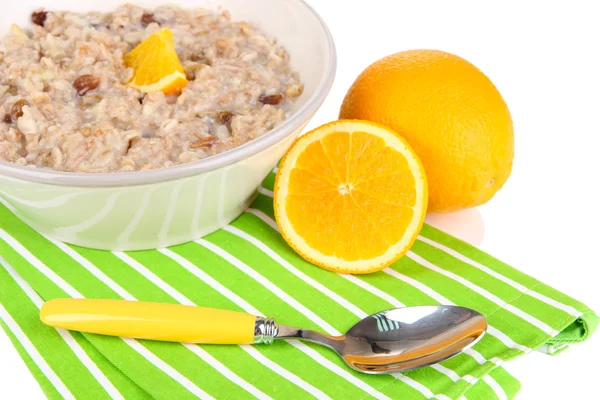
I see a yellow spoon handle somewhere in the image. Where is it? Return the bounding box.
[40,298,263,344]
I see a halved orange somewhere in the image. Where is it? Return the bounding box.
[123,28,188,95]
[274,120,428,274]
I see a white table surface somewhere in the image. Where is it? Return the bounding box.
[1,1,599,398]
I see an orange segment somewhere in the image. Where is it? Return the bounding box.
[123,28,188,95]
[274,120,428,274]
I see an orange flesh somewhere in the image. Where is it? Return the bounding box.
[285,131,417,261]
[123,28,188,95]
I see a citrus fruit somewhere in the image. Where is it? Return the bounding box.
[274,120,428,274]
[340,50,514,213]
[124,28,188,95]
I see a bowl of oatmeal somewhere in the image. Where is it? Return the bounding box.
[0,0,335,250]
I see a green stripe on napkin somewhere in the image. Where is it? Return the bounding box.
[0,169,597,400]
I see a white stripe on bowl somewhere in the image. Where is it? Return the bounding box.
[191,175,207,239]
[0,188,93,209]
[54,191,124,237]
[158,181,185,248]
[117,186,158,249]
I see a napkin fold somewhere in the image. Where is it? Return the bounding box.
[0,169,597,400]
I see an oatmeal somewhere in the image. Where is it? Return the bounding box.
[0,4,303,172]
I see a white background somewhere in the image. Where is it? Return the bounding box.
[1,0,599,399]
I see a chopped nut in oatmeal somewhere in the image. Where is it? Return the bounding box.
[0,4,303,172]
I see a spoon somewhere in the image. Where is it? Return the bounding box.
[40,299,487,374]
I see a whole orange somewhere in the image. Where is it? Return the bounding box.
[340,50,514,212]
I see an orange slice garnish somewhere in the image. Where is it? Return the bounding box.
[124,28,188,95]
[274,120,428,274]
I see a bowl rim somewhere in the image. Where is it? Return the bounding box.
[0,0,337,187]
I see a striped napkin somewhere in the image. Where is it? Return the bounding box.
[0,169,597,400]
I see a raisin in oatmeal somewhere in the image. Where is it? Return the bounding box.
[0,4,303,172]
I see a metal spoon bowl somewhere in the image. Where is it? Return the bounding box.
[272,305,487,374]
